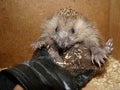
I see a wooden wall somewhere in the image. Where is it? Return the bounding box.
[110,0,120,60]
[0,0,118,68]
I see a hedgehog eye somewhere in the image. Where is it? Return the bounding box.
[71,28,75,34]
[55,26,59,32]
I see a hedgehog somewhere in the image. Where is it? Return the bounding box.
[31,8,113,73]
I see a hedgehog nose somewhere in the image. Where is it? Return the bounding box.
[61,43,65,48]
[58,40,66,48]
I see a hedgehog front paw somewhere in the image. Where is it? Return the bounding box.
[31,41,46,50]
[91,49,107,67]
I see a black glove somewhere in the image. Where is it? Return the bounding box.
[0,47,95,90]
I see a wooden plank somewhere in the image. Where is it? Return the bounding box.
[110,0,120,59]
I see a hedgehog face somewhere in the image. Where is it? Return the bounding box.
[52,16,77,49]
[42,8,90,49]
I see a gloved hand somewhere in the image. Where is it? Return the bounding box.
[0,47,95,90]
